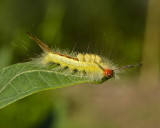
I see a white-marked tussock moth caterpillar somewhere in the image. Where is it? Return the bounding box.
[26,32,142,83]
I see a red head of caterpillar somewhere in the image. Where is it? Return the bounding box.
[104,69,113,78]
[26,31,142,82]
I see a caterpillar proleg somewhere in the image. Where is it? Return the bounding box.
[26,32,142,82]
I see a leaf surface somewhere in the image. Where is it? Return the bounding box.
[0,62,90,109]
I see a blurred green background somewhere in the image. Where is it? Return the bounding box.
[0,0,159,128]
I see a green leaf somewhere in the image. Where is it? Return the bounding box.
[0,62,90,109]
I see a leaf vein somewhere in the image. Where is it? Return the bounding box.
[0,69,87,94]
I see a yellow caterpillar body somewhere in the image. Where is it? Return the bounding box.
[27,32,136,81]
[42,51,114,80]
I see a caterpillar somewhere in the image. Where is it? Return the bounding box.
[26,32,142,82]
